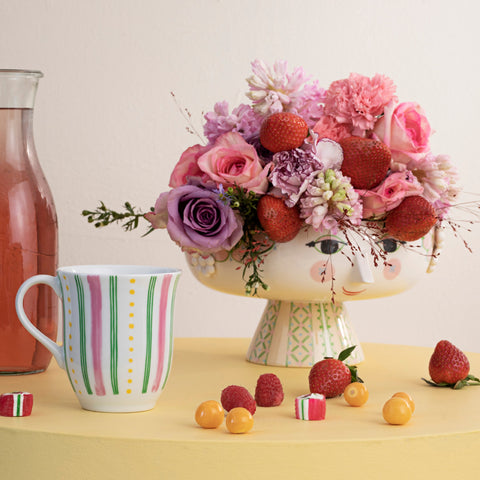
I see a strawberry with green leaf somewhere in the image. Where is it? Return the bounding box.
[422,340,480,389]
[309,346,362,398]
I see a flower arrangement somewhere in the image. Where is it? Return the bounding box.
[84,60,469,295]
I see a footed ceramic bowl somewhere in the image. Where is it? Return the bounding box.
[186,224,443,367]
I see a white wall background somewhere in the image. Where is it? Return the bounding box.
[1,0,479,350]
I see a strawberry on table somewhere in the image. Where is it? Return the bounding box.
[339,136,391,189]
[423,340,480,389]
[308,346,361,398]
[256,194,303,243]
[260,112,308,153]
[385,195,437,242]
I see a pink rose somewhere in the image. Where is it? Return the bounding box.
[373,101,432,168]
[169,144,211,188]
[357,171,424,219]
[197,132,271,194]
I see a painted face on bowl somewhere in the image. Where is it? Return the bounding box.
[186,224,437,303]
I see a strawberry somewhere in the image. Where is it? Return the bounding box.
[384,195,437,242]
[255,373,284,407]
[308,346,360,398]
[260,112,308,153]
[256,195,303,243]
[221,385,256,415]
[423,340,480,389]
[339,136,391,189]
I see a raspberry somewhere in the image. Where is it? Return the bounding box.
[220,385,256,415]
[255,373,284,407]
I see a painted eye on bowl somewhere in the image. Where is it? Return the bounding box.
[377,238,404,253]
[306,236,346,255]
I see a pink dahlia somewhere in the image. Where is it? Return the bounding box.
[246,59,325,124]
[408,153,461,218]
[324,73,397,134]
[290,81,327,128]
[203,101,263,144]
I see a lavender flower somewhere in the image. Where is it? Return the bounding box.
[203,101,263,144]
[300,169,362,233]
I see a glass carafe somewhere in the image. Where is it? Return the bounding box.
[0,70,58,374]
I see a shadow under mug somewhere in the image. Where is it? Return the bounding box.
[15,265,181,413]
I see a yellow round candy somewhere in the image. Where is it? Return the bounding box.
[344,382,369,407]
[225,407,254,434]
[382,397,412,425]
[195,400,224,429]
[392,392,415,413]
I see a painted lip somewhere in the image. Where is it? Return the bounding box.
[342,287,367,296]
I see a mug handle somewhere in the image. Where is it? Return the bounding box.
[15,274,66,370]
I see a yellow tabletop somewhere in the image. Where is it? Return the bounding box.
[1,338,480,479]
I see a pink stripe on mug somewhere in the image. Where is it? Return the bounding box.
[152,274,172,392]
[87,275,106,396]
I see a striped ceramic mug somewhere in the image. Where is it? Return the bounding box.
[16,265,181,412]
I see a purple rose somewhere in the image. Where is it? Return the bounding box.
[149,184,244,253]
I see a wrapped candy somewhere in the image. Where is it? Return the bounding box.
[295,393,326,420]
[0,391,33,417]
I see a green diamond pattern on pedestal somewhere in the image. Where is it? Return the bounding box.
[246,300,364,367]
[246,300,280,364]
[286,303,314,366]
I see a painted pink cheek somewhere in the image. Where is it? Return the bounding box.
[383,258,401,280]
[310,260,335,283]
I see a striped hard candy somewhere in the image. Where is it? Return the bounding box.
[295,393,326,421]
[0,391,33,417]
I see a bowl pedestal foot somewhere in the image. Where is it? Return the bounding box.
[246,299,364,367]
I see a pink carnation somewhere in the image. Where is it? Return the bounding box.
[269,148,323,207]
[357,171,424,219]
[312,115,352,142]
[324,73,397,134]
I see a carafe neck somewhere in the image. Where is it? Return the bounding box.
[0,70,42,167]
[0,70,42,108]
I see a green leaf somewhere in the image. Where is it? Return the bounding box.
[338,345,356,362]
[421,377,451,388]
[422,375,480,389]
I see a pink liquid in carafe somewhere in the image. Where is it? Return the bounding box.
[0,108,58,373]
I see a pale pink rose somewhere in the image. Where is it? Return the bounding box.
[144,191,169,229]
[357,171,424,219]
[373,101,432,168]
[169,144,211,188]
[197,131,271,194]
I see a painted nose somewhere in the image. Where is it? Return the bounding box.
[350,251,374,284]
